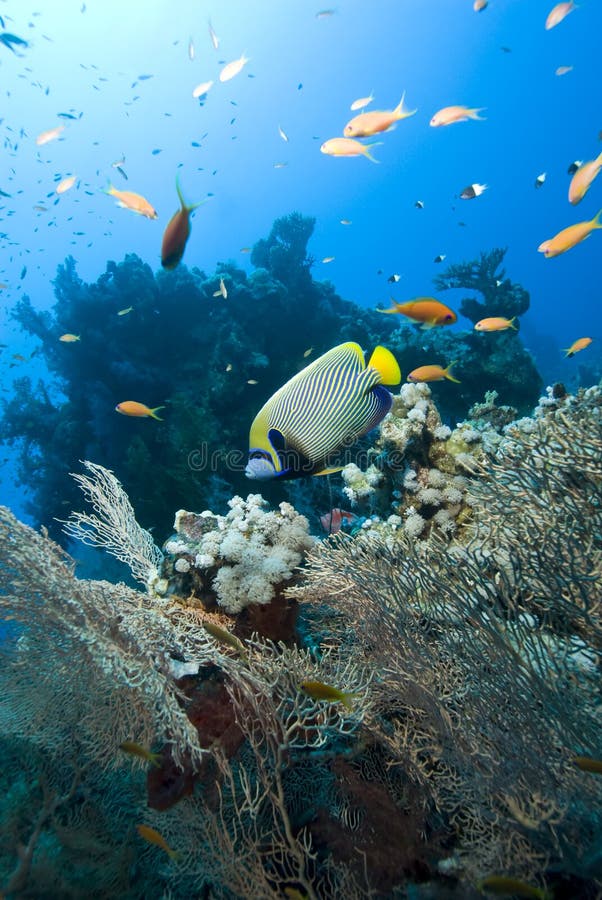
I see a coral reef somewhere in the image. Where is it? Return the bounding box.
[433,246,530,326]
[340,380,485,540]
[1,384,601,898]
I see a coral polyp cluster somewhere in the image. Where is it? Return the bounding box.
[154,493,315,614]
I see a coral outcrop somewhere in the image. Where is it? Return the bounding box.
[1,383,601,898]
[1,221,543,545]
[155,493,315,615]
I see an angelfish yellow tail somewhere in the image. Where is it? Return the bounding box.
[368,345,401,385]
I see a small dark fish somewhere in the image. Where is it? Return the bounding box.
[57,112,77,120]
[191,141,201,147]
[114,165,128,180]
[415,200,424,209]
[0,188,11,198]
[500,46,512,53]
[387,273,401,283]
[434,254,446,263]
[0,32,28,53]
[573,755,602,774]
[138,74,153,80]
[567,160,583,175]
[297,83,303,90]
[534,172,546,189]
[460,183,487,199]
[20,265,27,279]
[152,148,162,155]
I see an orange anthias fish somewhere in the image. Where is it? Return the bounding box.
[56,175,77,195]
[36,124,65,146]
[430,105,486,127]
[568,152,602,204]
[474,316,517,332]
[161,177,204,269]
[344,92,416,137]
[407,363,460,383]
[563,337,592,357]
[545,1,577,30]
[377,297,457,329]
[320,137,381,162]
[538,210,602,257]
[319,508,359,534]
[136,824,179,860]
[116,401,165,420]
[106,183,157,219]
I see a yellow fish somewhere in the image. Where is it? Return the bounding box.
[478,875,548,899]
[136,824,179,861]
[117,306,133,316]
[344,92,416,137]
[538,210,602,257]
[59,333,80,342]
[300,680,358,710]
[203,621,248,660]
[105,183,157,219]
[119,741,161,767]
[573,755,602,774]
[568,152,602,204]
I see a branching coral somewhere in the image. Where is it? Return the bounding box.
[433,246,530,325]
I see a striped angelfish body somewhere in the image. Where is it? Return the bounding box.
[247,342,400,479]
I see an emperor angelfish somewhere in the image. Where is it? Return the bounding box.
[245,342,401,480]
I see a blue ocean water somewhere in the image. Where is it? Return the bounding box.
[0,0,600,518]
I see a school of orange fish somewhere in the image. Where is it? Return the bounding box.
[1,0,598,411]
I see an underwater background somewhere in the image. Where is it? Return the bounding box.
[1,1,601,898]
